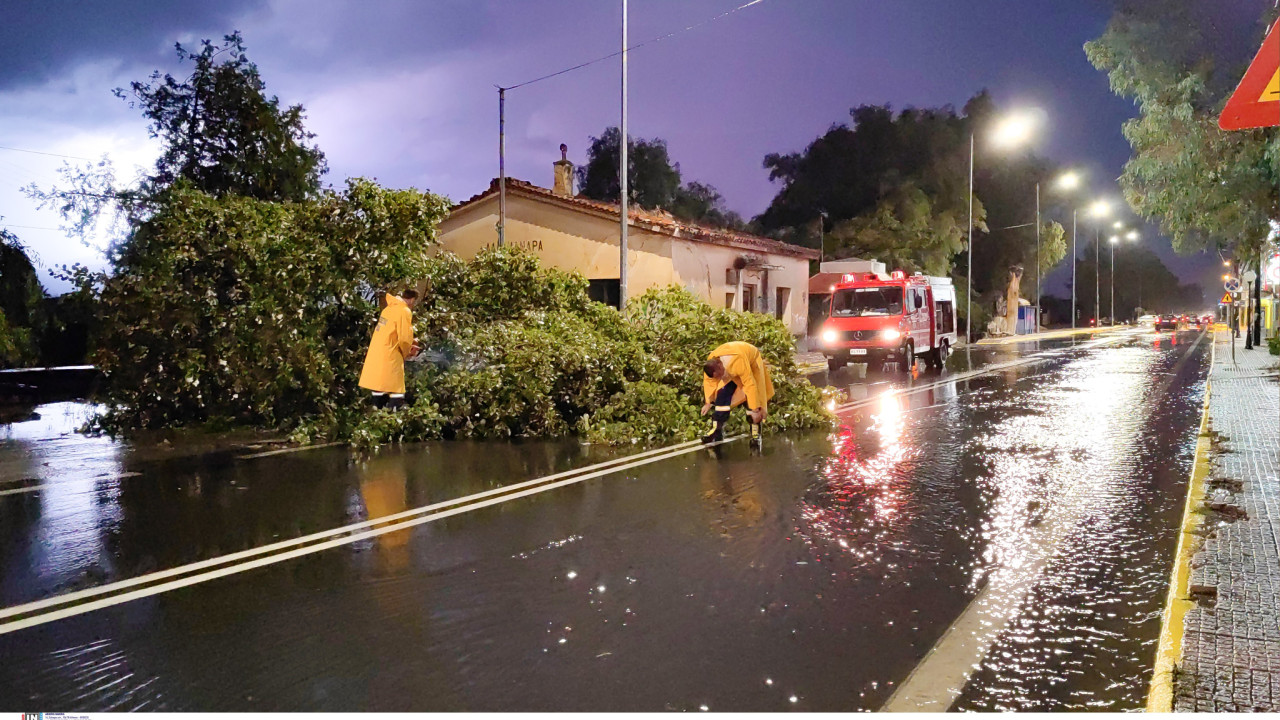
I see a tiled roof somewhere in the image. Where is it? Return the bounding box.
[449,178,819,260]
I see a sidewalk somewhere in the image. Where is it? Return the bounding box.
[1163,332,1280,711]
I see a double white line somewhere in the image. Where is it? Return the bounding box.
[0,435,739,637]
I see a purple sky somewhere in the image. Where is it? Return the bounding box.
[2,0,1268,298]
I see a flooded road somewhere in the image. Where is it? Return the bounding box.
[0,328,1209,711]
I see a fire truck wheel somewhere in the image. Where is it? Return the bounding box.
[937,341,949,368]
[899,343,914,373]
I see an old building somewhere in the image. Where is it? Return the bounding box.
[436,148,818,336]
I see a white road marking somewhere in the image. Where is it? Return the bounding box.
[236,442,346,459]
[0,472,142,497]
[0,436,738,635]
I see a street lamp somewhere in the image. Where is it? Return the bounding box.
[1108,231,1139,323]
[1089,200,1111,326]
[1056,171,1083,328]
[1109,235,1119,325]
[965,109,1043,343]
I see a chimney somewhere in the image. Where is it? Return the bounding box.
[553,143,574,196]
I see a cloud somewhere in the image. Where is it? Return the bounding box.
[1,0,267,91]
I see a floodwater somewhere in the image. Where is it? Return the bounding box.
[0,328,1209,711]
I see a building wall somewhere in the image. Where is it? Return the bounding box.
[670,240,809,335]
[438,192,810,335]
[438,194,676,295]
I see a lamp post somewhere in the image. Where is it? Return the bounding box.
[967,110,1042,342]
[618,0,629,311]
[1089,200,1111,326]
[966,132,974,343]
[1108,235,1119,324]
[1055,171,1082,328]
[1124,230,1139,320]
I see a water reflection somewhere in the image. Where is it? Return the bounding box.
[353,454,413,574]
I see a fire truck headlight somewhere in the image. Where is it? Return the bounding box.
[821,329,838,345]
[879,328,902,341]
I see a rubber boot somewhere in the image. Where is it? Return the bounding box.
[701,418,725,444]
[749,422,762,451]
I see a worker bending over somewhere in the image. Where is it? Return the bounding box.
[358,289,421,408]
[701,340,775,447]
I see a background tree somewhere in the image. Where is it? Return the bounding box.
[1072,238,1205,322]
[0,229,46,368]
[28,31,328,244]
[576,127,744,229]
[577,127,681,210]
[757,94,1067,327]
[119,31,327,202]
[1085,0,1279,262]
[669,181,746,230]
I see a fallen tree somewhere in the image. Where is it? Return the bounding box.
[295,248,835,447]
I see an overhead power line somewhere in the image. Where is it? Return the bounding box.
[0,145,96,162]
[500,0,768,91]
[1,224,63,231]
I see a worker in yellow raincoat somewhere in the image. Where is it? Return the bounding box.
[358,289,420,408]
[700,340,774,447]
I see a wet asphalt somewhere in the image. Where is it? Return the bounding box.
[0,328,1210,711]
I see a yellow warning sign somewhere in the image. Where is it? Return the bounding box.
[1220,292,1232,304]
[1263,69,1279,103]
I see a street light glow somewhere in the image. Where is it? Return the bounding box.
[1109,235,1119,244]
[1125,230,1139,240]
[1089,200,1111,218]
[1056,171,1081,191]
[1112,221,1123,229]
[991,111,1040,148]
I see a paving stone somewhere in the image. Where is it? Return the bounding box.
[1175,335,1280,712]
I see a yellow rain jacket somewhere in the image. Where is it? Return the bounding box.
[358,294,415,394]
[703,341,775,411]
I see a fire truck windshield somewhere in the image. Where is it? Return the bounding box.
[832,287,904,317]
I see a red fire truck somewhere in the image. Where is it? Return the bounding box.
[817,270,959,373]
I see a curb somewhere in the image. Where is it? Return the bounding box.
[1146,334,1216,712]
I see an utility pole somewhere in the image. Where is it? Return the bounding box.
[1253,255,1263,345]
[618,0,629,311]
[497,88,506,246]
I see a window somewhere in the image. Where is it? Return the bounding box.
[725,292,736,309]
[936,300,955,333]
[742,284,757,313]
[775,287,790,320]
[831,287,903,317]
[588,279,620,308]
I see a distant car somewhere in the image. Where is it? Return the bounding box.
[1155,314,1179,331]
[1138,314,1157,326]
